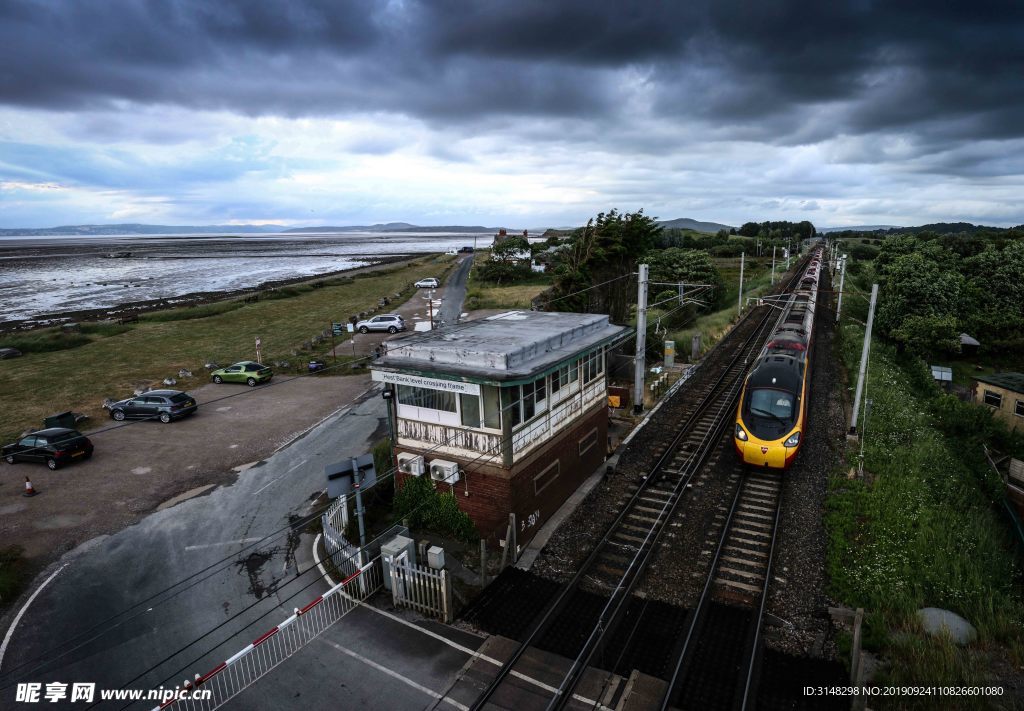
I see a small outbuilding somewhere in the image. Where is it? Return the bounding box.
[973,372,1024,432]
[372,310,629,550]
[960,332,980,356]
[930,365,953,391]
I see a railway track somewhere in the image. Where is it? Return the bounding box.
[468,263,805,711]
[659,467,783,710]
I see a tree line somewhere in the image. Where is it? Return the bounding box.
[872,233,1024,355]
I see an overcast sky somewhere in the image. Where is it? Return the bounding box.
[1,0,1022,229]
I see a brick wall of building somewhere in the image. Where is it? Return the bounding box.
[393,402,608,547]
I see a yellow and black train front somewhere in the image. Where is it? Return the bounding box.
[734,353,806,468]
[734,243,822,469]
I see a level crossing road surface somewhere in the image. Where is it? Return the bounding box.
[229,603,487,711]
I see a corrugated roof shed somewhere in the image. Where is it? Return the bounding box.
[975,372,1024,393]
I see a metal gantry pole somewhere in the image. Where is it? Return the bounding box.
[737,252,745,316]
[835,255,847,324]
[771,245,776,285]
[352,458,367,552]
[633,264,649,414]
[850,283,879,435]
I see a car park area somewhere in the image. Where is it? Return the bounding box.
[0,373,374,560]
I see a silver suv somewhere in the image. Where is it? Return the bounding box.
[355,314,406,334]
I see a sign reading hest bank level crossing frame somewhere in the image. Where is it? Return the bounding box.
[372,370,480,395]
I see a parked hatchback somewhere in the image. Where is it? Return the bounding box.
[211,361,273,386]
[108,390,198,423]
[3,428,93,469]
[414,277,440,288]
[355,314,406,334]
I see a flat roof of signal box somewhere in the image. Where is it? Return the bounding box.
[373,310,629,383]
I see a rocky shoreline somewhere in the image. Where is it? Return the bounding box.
[0,253,420,333]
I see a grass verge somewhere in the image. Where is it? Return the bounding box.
[825,317,1024,702]
[464,249,554,310]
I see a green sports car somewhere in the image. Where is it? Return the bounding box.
[210,361,273,386]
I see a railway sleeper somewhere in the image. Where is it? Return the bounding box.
[731,526,771,539]
[724,549,765,561]
[720,554,767,570]
[731,533,771,548]
[734,516,773,530]
[613,532,647,545]
[739,502,777,514]
[718,565,766,582]
[714,577,763,595]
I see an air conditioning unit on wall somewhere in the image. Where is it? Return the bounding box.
[429,459,460,484]
[397,452,425,476]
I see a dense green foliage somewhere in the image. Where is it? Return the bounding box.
[393,475,478,542]
[546,209,661,323]
[871,234,1024,356]
[737,219,816,240]
[478,235,533,283]
[644,248,725,329]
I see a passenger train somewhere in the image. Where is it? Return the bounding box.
[733,244,824,469]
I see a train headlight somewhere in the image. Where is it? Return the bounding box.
[784,431,802,447]
[735,424,748,441]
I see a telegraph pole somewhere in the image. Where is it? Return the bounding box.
[633,264,649,414]
[850,283,879,435]
[737,252,745,315]
[835,255,847,324]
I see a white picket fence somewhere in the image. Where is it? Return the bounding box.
[390,558,453,623]
[153,558,382,711]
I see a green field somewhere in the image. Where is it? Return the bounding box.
[0,257,448,443]
[463,249,554,310]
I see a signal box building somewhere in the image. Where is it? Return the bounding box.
[371,311,628,549]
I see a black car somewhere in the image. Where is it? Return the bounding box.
[108,389,198,423]
[3,428,94,469]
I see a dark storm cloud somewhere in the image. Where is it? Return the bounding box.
[2,1,1023,152]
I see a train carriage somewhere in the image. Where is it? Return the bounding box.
[734,245,823,469]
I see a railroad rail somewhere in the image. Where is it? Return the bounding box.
[469,260,806,711]
[658,467,782,709]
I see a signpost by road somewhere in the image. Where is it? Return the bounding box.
[325,453,376,548]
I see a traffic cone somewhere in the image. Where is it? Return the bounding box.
[23,476,38,497]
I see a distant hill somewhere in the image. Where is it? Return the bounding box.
[819,225,901,233]
[0,223,284,237]
[285,222,417,233]
[285,223,499,233]
[657,217,733,233]
[889,222,1018,235]
[823,222,1022,235]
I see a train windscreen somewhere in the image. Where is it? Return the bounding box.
[745,388,796,439]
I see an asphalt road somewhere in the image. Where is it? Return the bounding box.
[0,386,392,708]
[436,254,474,327]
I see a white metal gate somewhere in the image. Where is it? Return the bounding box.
[153,558,382,711]
[389,558,453,623]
